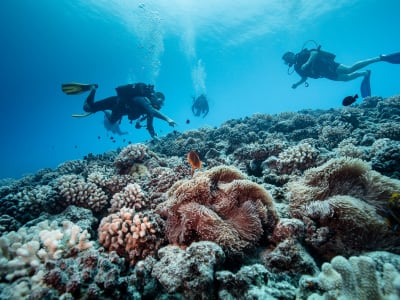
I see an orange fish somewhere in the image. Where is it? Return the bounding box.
[187,150,202,175]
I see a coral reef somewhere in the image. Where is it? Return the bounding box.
[156,165,279,255]
[1,94,400,299]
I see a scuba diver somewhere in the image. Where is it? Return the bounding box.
[282,41,400,98]
[61,82,176,139]
[191,94,209,118]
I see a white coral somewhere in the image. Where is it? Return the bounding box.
[0,220,93,282]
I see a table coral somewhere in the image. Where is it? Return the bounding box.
[156,165,279,255]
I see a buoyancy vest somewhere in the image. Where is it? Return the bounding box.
[295,48,337,79]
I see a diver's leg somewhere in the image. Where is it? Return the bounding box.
[336,70,369,81]
[84,95,118,113]
[337,56,380,74]
[83,88,96,112]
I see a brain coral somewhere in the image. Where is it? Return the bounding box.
[156,165,279,255]
[288,157,400,259]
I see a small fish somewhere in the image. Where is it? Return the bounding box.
[187,150,202,175]
[186,119,190,124]
[342,94,359,106]
[97,136,101,139]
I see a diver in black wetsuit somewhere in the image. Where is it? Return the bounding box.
[83,83,176,138]
[282,46,400,98]
[191,94,209,118]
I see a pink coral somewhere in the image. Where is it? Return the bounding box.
[98,208,164,265]
[156,165,279,255]
[108,183,146,213]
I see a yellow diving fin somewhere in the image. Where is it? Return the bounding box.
[71,112,93,118]
[61,83,98,95]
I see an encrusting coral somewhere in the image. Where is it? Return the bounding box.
[156,165,279,255]
[289,157,400,259]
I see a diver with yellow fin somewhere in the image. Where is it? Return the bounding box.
[61,82,176,138]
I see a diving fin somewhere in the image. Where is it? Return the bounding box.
[61,83,98,95]
[71,112,93,118]
[360,70,371,98]
[380,52,400,64]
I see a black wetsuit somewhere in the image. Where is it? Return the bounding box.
[84,87,167,137]
[294,49,339,80]
[192,94,209,117]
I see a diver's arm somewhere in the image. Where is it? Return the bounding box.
[292,76,308,89]
[137,97,176,126]
[146,115,156,138]
[301,50,318,72]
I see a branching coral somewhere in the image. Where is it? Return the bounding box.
[98,208,165,265]
[0,220,93,282]
[108,183,146,213]
[114,144,149,174]
[156,165,279,256]
[38,220,93,260]
[55,174,109,212]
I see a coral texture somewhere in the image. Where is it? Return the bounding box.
[114,143,149,174]
[98,208,165,265]
[156,165,279,255]
[55,174,109,212]
[0,219,93,282]
[298,253,400,300]
[152,241,225,298]
[289,157,400,259]
[108,183,146,213]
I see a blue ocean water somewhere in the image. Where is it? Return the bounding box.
[0,0,399,179]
